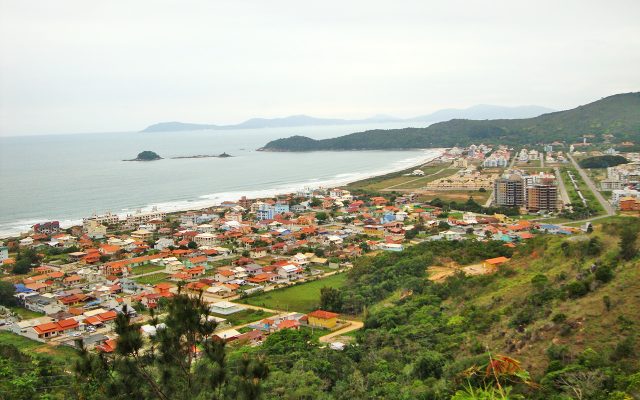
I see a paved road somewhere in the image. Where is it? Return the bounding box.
[567,154,615,216]
[484,190,494,207]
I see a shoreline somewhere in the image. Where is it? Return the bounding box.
[0,148,445,239]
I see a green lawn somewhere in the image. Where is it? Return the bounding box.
[346,163,452,192]
[130,263,166,275]
[0,331,80,363]
[9,306,44,319]
[238,273,348,313]
[211,309,274,326]
[134,272,171,285]
[561,167,605,215]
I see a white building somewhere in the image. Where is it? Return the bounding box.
[84,220,107,239]
[612,189,640,205]
[1,244,9,262]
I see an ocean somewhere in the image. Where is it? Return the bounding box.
[0,122,442,238]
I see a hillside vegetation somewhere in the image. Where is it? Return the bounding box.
[579,155,629,169]
[261,92,640,151]
[251,217,640,399]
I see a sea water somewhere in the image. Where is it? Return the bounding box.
[0,122,441,237]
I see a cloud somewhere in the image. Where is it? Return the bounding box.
[1,0,639,135]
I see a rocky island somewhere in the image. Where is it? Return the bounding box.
[124,151,163,161]
[171,152,233,159]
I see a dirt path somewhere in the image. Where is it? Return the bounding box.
[319,320,364,343]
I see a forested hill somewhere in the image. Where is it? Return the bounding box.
[260,92,640,151]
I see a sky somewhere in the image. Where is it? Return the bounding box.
[1,0,639,136]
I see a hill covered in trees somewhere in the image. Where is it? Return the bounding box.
[260,92,640,151]
[1,217,639,399]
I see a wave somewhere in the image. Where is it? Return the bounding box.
[0,149,444,238]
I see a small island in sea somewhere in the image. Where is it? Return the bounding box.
[171,152,233,159]
[124,150,163,161]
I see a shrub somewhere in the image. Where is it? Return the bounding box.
[552,313,567,324]
[595,266,614,283]
[566,281,589,298]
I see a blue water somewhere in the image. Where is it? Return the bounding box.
[0,122,441,237]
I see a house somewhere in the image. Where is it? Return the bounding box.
[32,318,79,339]
[236,329,265,345]
[0,245,9,262]
[194,232,217,247]
[209,301,244,315]
[213,329,241,342]
[155,237,175,251]
[214,269,235,282]
[307,310,339,329]
[131,229,153,241]
[483,256,510,271]
[249,248,268,259]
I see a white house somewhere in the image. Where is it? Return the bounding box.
[155,238,175,251]
[0,245,8,262]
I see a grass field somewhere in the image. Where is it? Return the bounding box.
[9,306,44,319]
[130,263,166,275]
[134,272,171,285]
[0,331,79,363]
[211,309,275,326]
[346,162,452,192]
[416,189,491,204]
[561,167,605,215]
[386,168,458,190]
[238,273,347,313]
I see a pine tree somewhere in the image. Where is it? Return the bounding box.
[74,291,268,399]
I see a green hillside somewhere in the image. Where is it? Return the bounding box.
[261,92,640,151]
[254,216,640,399]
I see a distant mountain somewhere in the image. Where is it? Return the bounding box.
[140,105,552,133]
[410,104,555,122]
[140,115,401,133]
[260,92,640,151]
[142,122,218,132]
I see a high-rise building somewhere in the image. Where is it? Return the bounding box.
[494,174,525,207]
[526,184,558,212]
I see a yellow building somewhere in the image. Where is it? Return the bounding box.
[363,225,385,237]
[307,310,339,329]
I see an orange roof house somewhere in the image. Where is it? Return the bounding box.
[96,338,117,353]
[483,256,510,271]
[307,310,340,328]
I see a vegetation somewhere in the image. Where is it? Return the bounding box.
[74,292,269,399]
[3,218,639,399]
[0,281,17,307]
[211,309,275,326]
[250,217,640,399]
[238,273,347,313]
[133,272,171,285]
[262,92,640,151]
[579,155,629,169]
[132,150,162,161]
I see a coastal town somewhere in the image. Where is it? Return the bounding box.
[1,139,639,358]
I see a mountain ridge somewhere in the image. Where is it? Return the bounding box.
[140,104,553,133]
[260,92,640,151]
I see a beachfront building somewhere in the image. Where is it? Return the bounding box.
[83,212,120,229]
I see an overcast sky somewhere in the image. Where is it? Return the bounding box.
[1,1,639,136]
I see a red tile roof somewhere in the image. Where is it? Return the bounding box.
[308,310,339,319]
